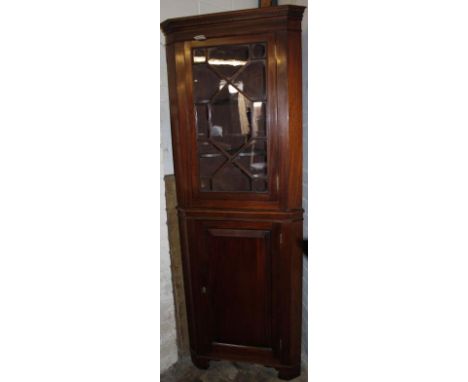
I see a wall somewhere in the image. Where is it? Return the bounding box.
[159,0,308,371]
[279,0,309,361]
[160,151,178,371]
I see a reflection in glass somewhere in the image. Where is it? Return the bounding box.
[235,61,266,101]
[193,64,221,102]
[207,45,249,77]
[193,48,206,63]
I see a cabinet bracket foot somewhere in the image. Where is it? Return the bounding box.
[276,364,301,380]
[191,355,210,370]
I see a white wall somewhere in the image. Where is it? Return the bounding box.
[159,0,308,371]
[159,8,178,371]
[160,151,178,371]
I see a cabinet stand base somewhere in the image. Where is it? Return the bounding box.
[191,354,301,380]
[276,364,301,380]
[191,355,210,370]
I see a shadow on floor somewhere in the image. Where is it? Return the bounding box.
[161,357,308,382]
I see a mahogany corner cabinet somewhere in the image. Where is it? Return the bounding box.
[161,5,305,380]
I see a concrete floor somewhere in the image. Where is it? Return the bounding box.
[161,357,308,382]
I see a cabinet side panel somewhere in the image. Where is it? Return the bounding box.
[289,220,303,365]
[207,229,272,348]
[278,220,303,366]
[287,30,303,209]
[178,213,215,354]
[166,42,191,207]
[177,213,200,353]
[275,30,303,210]
[275,30,289,210]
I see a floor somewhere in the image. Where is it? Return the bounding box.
[161,357,308,382]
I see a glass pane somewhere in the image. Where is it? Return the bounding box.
[252,179,267,192]
[199,156,225,178]
[234,61,266,101]
[195,104,209,138]
[251,43,266,59]
[200,178,211,191]
[235,140,267,177]
[198,140,221,156]
[193,48,206,63]
[193,64,222,102]
[251,102,266,137]
[212,164,250,192]
[192,42,269,193]
[210,86,253,153]
[208,45,249,78]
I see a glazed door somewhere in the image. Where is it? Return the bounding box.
[184,34,280,208]
[188,219,281,361]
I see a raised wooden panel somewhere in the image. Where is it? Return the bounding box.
[207,227,272,347]
[185,219,280,354]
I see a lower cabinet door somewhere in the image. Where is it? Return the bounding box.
[187,219,280,363]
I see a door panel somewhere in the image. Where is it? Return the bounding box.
[208,228,271,347]
[188,220,279,355]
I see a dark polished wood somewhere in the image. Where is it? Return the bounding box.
[161,5,305,380]
[161,6,304,44]
[191,354,210,370]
